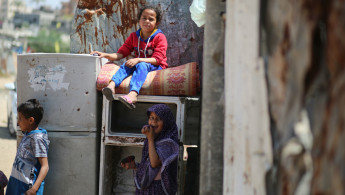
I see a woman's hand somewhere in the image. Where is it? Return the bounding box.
[141,125,155,140]
[125,58,140,68]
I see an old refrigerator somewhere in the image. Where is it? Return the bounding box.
[17,53,102,195]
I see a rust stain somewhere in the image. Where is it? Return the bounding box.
[301,0,323,22]
[281,171,290,195]
[83,30,87,53]
[76,9,101,34]
[101,28,106,48]
[84,10,94,22]
[108,135,145,143]
[116,0,139,36]
[103,0,119,16]
[27,58,36,67]
[74,0,142,53]
[94,27,98,45]
[281,23,290,56]
[113,25,118,39]
[327,1,345,81]
[77,0,103,10]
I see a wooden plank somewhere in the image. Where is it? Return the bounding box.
[223,0,273,194]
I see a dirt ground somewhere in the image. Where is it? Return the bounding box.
[0,74,17,191]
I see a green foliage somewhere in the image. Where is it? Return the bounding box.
[27,29,70,53]
[22,22,30,28]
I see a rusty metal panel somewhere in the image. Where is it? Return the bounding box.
[262,0,345,194]
[71,0,204,67]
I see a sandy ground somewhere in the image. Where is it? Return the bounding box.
[0,74,16,191]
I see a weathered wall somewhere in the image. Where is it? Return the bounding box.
[262,0,345,194]
[223,0,273,194]
[200,0,225,194]
[70,0,204,68]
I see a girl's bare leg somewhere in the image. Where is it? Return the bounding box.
[106,81,116,94]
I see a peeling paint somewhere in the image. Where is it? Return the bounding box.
[28,64,69,91]
[105,135,145,146]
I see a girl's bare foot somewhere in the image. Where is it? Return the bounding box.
[118,91,138,109]
[127,91,138,103]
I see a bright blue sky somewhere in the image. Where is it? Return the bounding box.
[25,0,67,9]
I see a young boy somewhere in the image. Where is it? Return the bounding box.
[6,99,49,195]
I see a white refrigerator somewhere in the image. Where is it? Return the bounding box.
[17,53,102,195]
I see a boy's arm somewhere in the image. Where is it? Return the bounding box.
[25,157,49,195]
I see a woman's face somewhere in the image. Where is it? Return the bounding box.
[148,112,163,135]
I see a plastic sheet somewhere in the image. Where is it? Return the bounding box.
[189,0,206,27]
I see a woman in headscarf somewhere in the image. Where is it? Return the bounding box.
[121,104,179,195]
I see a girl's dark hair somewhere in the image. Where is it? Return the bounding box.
[138,5,163,23]
[17,99,44,126]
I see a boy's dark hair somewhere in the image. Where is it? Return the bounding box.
[138,5,163,23]
[17,99,44,126]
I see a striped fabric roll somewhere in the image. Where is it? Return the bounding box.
[96,62,200,96]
